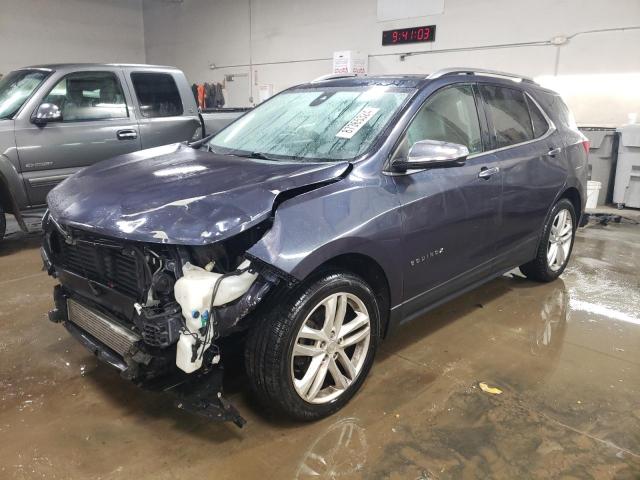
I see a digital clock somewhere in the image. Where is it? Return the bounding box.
[382,25,436,46]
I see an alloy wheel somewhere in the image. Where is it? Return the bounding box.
[291,292,371,404]
[547,208,573,271]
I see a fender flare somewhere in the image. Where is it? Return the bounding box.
[0,154,29,230]
[535,179,584,246]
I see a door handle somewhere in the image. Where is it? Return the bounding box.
[547,147,561,157]
[478,166,500,179]
[117,129,138,140]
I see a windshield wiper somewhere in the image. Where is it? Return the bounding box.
[225,151,279,161]
[246,151,277,160]
[188,133,216,149]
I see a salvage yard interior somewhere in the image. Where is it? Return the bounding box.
[1,0,640,479]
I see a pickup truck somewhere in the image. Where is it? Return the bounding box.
[0,63,247,240]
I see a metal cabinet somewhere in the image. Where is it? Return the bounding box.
[579,127,619,206]
[613,124,640,208]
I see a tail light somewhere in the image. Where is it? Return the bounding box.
[581,139,590,154]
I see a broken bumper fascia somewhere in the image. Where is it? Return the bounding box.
[49,286,247,427]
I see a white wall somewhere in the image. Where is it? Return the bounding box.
[142,0,640,126]
[0,0,145,73]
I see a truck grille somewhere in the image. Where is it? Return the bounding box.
[55,233,144,299]
[67,299,140,356]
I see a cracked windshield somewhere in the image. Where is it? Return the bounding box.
[208,86,412,161]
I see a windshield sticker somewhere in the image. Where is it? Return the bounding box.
[336,107,380,139]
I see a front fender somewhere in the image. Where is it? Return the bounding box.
[247,177,404,306]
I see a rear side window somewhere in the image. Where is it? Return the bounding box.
[526,95,550,138]
[480,85,533,148]
[43,71,128,122]
[395,84,483,159]
[131,72,183,118]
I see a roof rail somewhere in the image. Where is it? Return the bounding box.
[310,73,358,83]
[427,68,536,84]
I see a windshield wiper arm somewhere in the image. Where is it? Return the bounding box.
[246,151,276,160]
[226,151,279,161]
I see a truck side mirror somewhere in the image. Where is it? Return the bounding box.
[32,103,63,126]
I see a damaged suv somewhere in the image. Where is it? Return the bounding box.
[42,68,587,425]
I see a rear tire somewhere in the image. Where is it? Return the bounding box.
[245,271,380,421]
[520,198,576,282]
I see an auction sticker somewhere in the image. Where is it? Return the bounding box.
[336,107,380,139]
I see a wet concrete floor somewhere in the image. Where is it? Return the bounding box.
[0,222,639,479]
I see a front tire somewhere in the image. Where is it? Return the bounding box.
[520,198,576,282]
[245,271,380,421]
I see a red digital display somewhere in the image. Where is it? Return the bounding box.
[382,25,436,46]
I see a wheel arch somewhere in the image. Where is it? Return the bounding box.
[0,174,15,214]
[559,186,582,224]
[0,154,29,228]
[306,252,392,339]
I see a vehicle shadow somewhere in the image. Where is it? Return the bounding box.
[0,230,42,256]
[80,273,568,438]
[377,273,521,361]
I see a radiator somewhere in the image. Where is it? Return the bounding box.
[67,299,140,356]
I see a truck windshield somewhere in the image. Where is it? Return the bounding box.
[208,86,412,161]
[0,69,50,119]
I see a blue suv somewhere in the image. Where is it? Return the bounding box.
[43,68,588,425]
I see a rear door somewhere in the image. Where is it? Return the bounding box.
[15,69,141,206]
[127,71,201,149]
[392,83,503,319]
[478,83,566,270]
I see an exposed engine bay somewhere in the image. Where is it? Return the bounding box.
[42,213,285,426]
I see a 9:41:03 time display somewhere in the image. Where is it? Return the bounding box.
[382,25,436,46]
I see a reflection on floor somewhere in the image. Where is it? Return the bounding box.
[0,223,639,479]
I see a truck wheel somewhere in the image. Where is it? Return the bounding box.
[245,271,380,421]
[0,207,5,242]
[520,198,576,282]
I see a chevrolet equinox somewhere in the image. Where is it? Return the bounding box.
[42,68,588,426]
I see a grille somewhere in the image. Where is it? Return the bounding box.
[67,299,140,356]
[56,234,144,299]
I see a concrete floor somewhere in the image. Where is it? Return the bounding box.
[1,220,639,479]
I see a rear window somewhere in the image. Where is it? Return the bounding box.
[130,72,183,118]
[480,85,534,148]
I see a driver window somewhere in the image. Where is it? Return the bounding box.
[42,71,128,122]
[394,85,482,160]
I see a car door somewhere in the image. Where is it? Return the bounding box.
[391,84,503,321]
[14,69,141,206]
[478,84,566,271]
[128,71,201,149]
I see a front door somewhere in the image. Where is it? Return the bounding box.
[15,70,141,206]
[392,84,502,322]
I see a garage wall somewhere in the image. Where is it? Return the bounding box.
[142,0,640,125]
[0,0,146,73]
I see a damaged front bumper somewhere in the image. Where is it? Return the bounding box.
[49,285,247,427]
[41,211,291,427]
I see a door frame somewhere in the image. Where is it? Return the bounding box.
[385,81,504,323]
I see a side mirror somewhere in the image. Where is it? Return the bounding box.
[32,103,63,126]
[392,139,469,172]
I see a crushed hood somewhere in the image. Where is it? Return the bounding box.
[47,143,349,245]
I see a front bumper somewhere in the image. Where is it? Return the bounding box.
[49,286,247,427]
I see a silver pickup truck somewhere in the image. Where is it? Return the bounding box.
[0,63,248,240]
